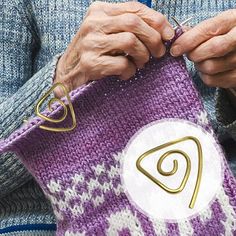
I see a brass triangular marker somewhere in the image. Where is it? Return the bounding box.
[136,136,203,209]
[35,83,76,132]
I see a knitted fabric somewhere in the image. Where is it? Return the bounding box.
[0,179,56,235]
[1,0,236,200]
[0,31,236,235]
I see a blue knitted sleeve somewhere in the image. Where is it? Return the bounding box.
[0,1,61,197]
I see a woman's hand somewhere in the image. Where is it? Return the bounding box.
[54,1,174,97]
[170,10,236,88]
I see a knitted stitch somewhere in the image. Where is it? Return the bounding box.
[0,0,62,197]
[1,0,235,200]
[0,180,55,231]
[0,35,236,235]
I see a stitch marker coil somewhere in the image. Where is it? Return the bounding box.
[136,136,203,209]
[35,83,76,132]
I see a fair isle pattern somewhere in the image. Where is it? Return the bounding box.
[65,231,85,236]
[216,187,236,235]
[106,209,144,235]
[45,161,123,221]
[151,219,169,236]
[0,49,236,235]
[1,0,236,199]
[44,150,236,235]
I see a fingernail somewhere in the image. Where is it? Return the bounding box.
[154,46,166,58]
[160,46,166,57]
[170,45,181,57]
[163,27,175,40]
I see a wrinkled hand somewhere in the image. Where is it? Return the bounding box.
[170,10,236,88]
[54,1,174,97]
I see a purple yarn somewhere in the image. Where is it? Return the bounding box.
[190,200,227,236]
[164,27,183,49]
[0,31,236,235]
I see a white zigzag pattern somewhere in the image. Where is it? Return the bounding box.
[177,220,193,236]
[178,187,236,235]
[65,231,85,236]
[106,208,144,235]
[217,187,236,235]
[46,151,234,235]
[46,161,123,220]
[151,219,169,236]
[64,208,144,235]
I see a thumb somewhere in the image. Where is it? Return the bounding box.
[181,25,192,32]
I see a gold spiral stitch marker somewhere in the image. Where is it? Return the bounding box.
[136,136,203,209]
[34,83,77,132]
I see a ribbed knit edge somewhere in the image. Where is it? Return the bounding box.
[216,88,236,141]
[0,180,56,230]
[0,52,63,198]
[0,224,56,235]
[0,52,62,137]
[0,81,95,155]
[0,230,55,236]
[0,153,32,198]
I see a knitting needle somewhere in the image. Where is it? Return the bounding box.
[172,17,193,30]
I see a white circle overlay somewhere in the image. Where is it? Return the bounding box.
[121,119,223,220]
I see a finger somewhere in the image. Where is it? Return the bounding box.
[200,69,236,88]
[102,1,175,40]
[171,9,236,56]
[74,54,137,84]
[187,27,236,62]
[101,14,166,58]
[181,25,192,32]
[103,32,150,68]
[98,55,137,80]
[196,50,236,75]
[54,81,74,98]
[59,52,137,92]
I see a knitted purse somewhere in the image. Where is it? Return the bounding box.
[1,31,236,236]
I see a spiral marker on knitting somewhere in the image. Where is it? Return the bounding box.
[34,83,76,132]
[136,136,203,209]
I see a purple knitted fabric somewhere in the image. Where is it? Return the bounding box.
[1,36,236,235]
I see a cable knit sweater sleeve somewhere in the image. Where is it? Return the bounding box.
[0,1,61,197]
[216,89,236,141]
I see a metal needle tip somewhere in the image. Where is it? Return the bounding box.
[172,16,194,30]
